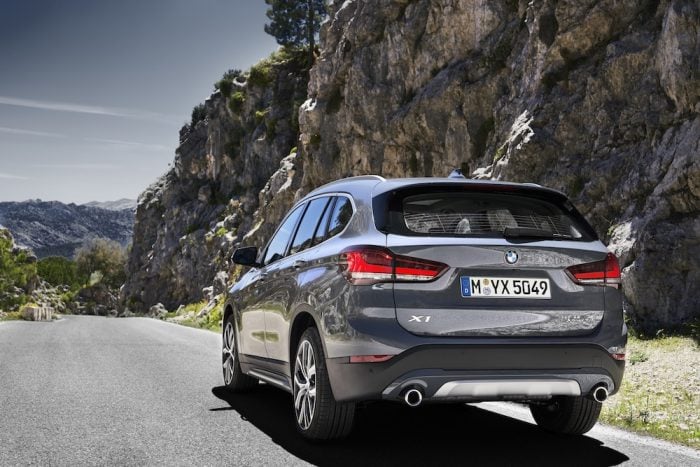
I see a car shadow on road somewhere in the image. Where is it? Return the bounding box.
[211,385,628,467]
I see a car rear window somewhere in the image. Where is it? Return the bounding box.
[383,189,595,241]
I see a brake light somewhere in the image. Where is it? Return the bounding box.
[340,246,447,285]
[566,253,621,287]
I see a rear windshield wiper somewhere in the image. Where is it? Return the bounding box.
[503,227,566,240]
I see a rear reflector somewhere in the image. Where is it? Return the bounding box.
[340,246,447,285]
[566,253,621,288]
[349,355,394,363]
[608,346,626,361]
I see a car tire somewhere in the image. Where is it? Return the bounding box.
[530,396,602,435]
[222,314,258,391]
[293,327,355,440]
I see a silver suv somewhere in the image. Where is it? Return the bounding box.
[223,175,626,440]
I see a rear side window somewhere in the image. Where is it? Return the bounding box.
[327,196,353,237]
[263,206,303,265]
[387,190,594,241]
[289,197,331,255]
[311,197,336,246]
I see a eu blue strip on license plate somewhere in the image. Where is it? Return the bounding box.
[460,277,472,297]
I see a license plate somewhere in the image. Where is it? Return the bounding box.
[460,276,551,299]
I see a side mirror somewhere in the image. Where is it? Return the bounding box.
[232,246,259,267]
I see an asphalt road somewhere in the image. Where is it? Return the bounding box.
[0,316,698,467]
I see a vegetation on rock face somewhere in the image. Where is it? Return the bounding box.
[190,103,207,127]
[0,229,37,310]
[123,45,311,312]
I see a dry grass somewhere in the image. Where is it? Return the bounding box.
[601,336,699,448]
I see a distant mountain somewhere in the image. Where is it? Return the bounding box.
[0,200,134,258]
[83,199,137,212]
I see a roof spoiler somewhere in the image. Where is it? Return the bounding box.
[448,168,467,179]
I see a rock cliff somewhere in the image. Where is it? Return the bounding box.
[125,0,699,331]
[121,51,309,311]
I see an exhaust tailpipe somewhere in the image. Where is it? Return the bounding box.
[403,388,423,407]
[592,385,608,403]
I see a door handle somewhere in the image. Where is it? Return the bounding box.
[292,260,307,270]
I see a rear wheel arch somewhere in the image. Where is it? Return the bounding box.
[289,311,317,371]
[223,304,234,325]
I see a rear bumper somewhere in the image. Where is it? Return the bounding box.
[326,344,625,403]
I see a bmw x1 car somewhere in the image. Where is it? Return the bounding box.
[222,174,626,440]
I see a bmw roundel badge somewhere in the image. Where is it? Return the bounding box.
[505,250,518,265]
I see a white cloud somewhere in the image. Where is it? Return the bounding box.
[0,95,177,123]
[0,126,66,139]
[31,163,120,170]
[0,172,29,180]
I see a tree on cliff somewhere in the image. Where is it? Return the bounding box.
[264,0,326,64]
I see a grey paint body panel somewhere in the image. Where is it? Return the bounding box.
[225,176,627,404]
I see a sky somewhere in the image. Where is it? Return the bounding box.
[0,0,278,204]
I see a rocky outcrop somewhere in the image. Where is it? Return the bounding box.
[121,52,309,312]
[125,0,698,331]
[0,200,134,258]
[20,305,53,321]
[294,0,699,332]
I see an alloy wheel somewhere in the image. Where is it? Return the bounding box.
[222,322,236,385]
[293,339,317,430]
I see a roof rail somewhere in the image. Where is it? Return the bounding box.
[342,175,386,182]
[310,175,386,193]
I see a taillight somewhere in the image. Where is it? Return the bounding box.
[340,246,447,285]
[566,253,621,288]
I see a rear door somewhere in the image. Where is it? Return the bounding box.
[264,196,332,362]
[384,186,609,337]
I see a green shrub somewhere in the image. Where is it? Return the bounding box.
[204,301,223,331]
[37,256,84,289]
[191,103,207,127]
[74,239,126,289]
[216,78,233,98]
[248,62,273,87]
[255,109,269,125]
[229,91,246,113]
[221,68,242,81]
[0,229,37,310]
